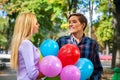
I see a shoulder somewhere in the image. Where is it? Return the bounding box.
[56,36,70,48]
[21,39,32,45]
[20,40,33,48]
[84,36,98,44]
[57,36,70,41]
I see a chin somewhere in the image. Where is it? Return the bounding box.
[69,30,76,34]
[33,31,38,34]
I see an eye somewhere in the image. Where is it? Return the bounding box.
[36,22,39,25]
[68,21,71,24]
[72,20,77,23]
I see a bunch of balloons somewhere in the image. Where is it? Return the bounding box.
[40,39,59,57]
[39,39,94,80]
[39,55,62,77]
[57,44,80,67]
[75,58,94,80]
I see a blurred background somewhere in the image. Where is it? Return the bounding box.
[0,0,120,80]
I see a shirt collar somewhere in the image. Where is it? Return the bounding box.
[70,34,86,45]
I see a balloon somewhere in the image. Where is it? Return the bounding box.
[45,76,60,80]
[75,58,94,80]
[57,44,80,67]
[38,50,43,61]
[40,56,62,77]
[40,39,59,57]
[60,65,81,80]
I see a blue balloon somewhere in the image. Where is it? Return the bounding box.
[75,58,94,80]
[40,39,59,57]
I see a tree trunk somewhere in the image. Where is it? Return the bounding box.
[112,0,120,68]
[112,18,117,68]
[105,41,109,55]
[5,17,11,54]
[73,0,77,13]
[115,14,120,67]
[88,0,93,38]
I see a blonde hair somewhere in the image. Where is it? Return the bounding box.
[10,12,37,69]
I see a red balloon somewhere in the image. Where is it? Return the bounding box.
[58,44,80,67]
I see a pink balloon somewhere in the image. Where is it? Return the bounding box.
[39,55,62,77]
[60,65,81,80]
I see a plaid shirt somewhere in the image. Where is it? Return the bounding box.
[56,34,103,80]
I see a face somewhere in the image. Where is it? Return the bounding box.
[33,19,40,34]
[68,16,84,34]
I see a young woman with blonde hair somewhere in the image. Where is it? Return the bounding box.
[11,12,42,80]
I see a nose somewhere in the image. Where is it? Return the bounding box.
[37,23,40,27]
[69,23,73,27]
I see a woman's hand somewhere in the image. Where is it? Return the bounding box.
[37,72,45,79]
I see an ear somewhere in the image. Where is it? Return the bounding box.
[82,23,85,30]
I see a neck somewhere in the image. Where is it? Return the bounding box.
[72,32,83,43]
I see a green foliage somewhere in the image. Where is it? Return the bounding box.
[60,23,68,30]
[97,0,109,13]
[4,0,69,46]
[0,17,8,29]
[3,0,113,48]
[0,17,9,48]
[93,0,114,47]
[0,34,7,48]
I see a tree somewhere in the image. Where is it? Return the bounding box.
[3,0,81,48]
[75,0,100,38]
[0,2,9,53]
[95,15,114,55]
[100,0,120,68]
[0,17,8,49]
[112,0,120,68]
[92,0,114,57]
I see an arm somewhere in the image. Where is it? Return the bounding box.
[19,40,39,80]
[90,42,103,80]
[56,37,62,49]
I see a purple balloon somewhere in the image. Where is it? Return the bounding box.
[40,55,62,77]
[60,65,81,80]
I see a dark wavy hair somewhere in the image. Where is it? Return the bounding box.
[68,13,87,31]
